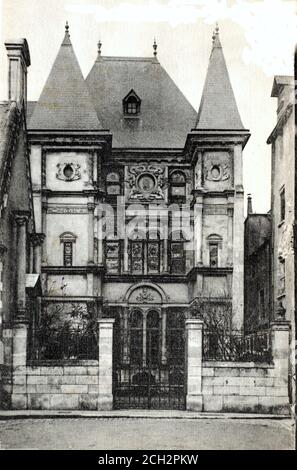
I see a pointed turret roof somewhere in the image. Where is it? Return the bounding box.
[195,25,244,130]
[29,23,102,131]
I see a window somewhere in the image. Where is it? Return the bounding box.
[129,310,143,365]
[60,232,77,267]
[129,309,161,366]
[63,242,73,267]
[280,187,285,222]
[278,258,285,296]
[106,172,121,196]
[209,244,218,267]
[128,231,162,275]
[105,240,121,274]
[170,171,186,202]
[170,231,185,274]
[207,234,222,268]
[123,89,141,116]
[259,289,265,318]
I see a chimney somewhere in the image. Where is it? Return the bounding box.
[5,39,30,109]
[247,193,253,215]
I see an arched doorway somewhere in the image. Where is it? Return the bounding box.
[113,288,185,409]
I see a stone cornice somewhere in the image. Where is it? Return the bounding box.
[42,265,105,275]
[187,266,233,281]
[104,273,188,283]
[184,129,250,164]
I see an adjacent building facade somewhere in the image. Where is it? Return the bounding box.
[244,195,272,333]
[0,39,41,408]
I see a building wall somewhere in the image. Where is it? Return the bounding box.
[270,83,294,322]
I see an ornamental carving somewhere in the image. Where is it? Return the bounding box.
[127,164,166,201]
[204,161,230,182]
[135,287,155,303]
[56,163,81,182]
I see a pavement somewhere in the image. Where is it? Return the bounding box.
[0,411,295,450]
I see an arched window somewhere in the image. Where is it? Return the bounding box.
[170,171,186,202]
[207,234,222,268]
[146,310,160,365]
[123,89,141,116]
[60,232,77,267]
[129,310,143,365]
[170,231,186,274]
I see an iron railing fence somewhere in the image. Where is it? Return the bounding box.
[203,329,273,363]
[27,325,98,361]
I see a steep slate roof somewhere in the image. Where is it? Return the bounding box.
[29,29,102,131]
[85,55,197,148]
[196,27,244,130]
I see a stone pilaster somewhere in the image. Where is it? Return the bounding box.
[193,194,203,266]
[31,233,45,274]
[0,243,7,364]
[41,196,47,265]
[97,319,115,410]
[13,211,30,320]
[185,319,203,411]
[232,144,244,329]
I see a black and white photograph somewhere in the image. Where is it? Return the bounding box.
[0,0,296,454]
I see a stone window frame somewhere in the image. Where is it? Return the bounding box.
[106,171,121,196]
[169,170,187,203]
[105,239,122,274]
[59,232,77,267]
[207,234,223,268]
[128,230,162,275]
[169,230,186,274]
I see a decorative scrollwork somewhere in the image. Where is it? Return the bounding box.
[56,163,81,182]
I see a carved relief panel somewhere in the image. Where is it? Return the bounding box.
[45,151,94,190]
[125,163,167,202]
[202,152,232,191]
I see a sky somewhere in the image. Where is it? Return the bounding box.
[0,0,295,213]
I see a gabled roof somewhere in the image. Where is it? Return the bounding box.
[195,27,244,130]
[29,28,102,131]
[86,56,197,148]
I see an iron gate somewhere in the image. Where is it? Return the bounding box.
[113,313,185,409]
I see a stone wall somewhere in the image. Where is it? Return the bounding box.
[202,362,289,413]
[24,361,99,410]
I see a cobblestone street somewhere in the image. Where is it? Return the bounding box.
[0,417,294,450]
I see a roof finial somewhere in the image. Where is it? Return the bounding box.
[215,22,219,35]
[153,37,157,57]
[98,40,102,56]
[65,21,70,35]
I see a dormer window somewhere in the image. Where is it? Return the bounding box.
[123,89,141,116]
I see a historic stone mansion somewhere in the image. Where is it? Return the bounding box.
[0,24,292,413]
